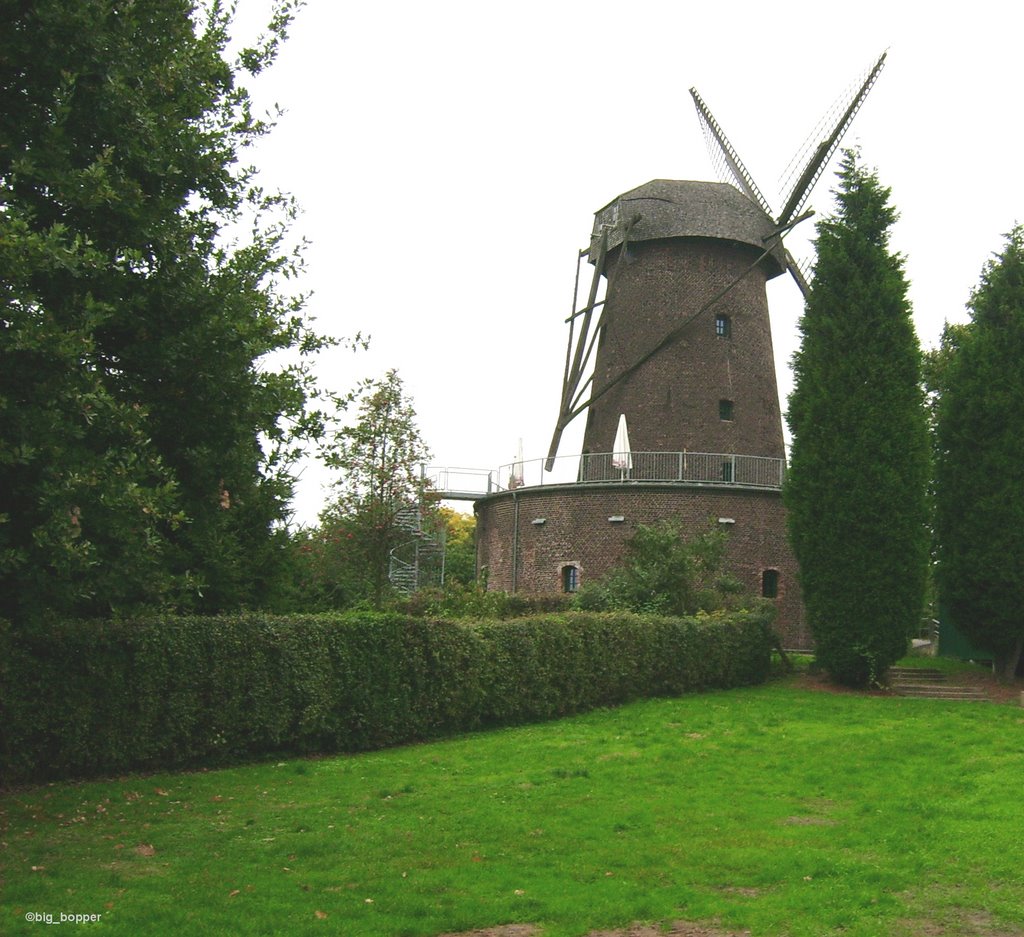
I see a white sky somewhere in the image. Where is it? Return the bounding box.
[229,0,1023,527]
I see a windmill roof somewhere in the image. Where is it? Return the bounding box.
[591,179,787,278]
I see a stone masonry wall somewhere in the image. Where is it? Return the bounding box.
[475,483,809,649]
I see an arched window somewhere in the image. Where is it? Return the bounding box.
[561,564,579,593]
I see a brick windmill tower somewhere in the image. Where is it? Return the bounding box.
[474,54,886,648]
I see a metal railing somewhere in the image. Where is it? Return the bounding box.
[421,465,499,499]
[424,450,784,498]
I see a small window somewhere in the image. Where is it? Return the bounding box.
[721,460,734,483]
[762,569,779,599]
[561,564,579,593]
[719,399,734,421]
[715,314,731,339]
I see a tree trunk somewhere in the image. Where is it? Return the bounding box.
[996,632,1024,683]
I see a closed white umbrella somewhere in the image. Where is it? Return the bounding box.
[612,414,632,476]
[510,438,525,489]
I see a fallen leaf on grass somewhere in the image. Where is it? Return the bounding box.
[314,910,328,920]
[229,890,240,898]
[135,844,156,857]
[30,865,45,872]
[154,788,169,797]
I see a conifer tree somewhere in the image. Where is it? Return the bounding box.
[785,151,930,687]
[934,226,1024,680]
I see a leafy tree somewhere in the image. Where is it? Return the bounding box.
[934,226,1024,680]
[573,521,748,616]
[437,507,476,586]
[285,513,366,612]
[0,0,332,622]
[785,151,930,687]
[323,370,431,607]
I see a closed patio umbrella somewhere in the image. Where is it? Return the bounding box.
[612,413,632,478]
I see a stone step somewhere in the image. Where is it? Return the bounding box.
[889,668,946,679]
[891,683,988,701]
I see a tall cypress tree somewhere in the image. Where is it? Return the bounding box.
[785,151,930,687]
[934,226,1024,680]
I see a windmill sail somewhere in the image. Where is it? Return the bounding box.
[690,87,774,218]
[690,51,887,298]
[775,51,887,227]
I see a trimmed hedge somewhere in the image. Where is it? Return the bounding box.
[0,607,774,784]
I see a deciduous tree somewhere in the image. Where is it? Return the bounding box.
[785,151,930,687]
[323,370,431,607]
[0,0,331,622]
[934,226,1024,680]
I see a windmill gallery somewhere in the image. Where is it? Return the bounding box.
[428,54,887,651]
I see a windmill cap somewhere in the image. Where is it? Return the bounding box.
[591,179,787,278]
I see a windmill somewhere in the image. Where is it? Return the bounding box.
[472,52,888,646]
[544,52,887,469]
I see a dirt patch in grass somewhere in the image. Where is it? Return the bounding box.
[437,927,540,937]
[585,925,751,937]
[897,910,1024,936]
[440,923,751,937]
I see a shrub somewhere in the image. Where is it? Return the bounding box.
[572,522,750,616]
[0,606,774,784]
[393,584,572,619]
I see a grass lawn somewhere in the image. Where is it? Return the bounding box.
[3,676,1024,936]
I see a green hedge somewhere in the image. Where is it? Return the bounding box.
[0,607,774,784]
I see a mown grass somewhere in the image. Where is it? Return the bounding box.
[3,681,1024,937]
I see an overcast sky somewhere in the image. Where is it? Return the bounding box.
[229,0,1023,526]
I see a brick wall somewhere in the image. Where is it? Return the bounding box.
[475,482,809,649]
[582,238,785,460]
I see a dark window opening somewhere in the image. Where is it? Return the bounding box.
[715,314,732,339]
[562,565,579,593]
[762,569,779,599]
[719,399,734,421]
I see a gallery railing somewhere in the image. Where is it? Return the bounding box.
[423,451,784,499]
